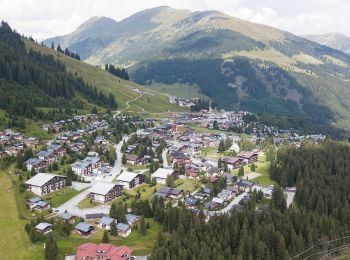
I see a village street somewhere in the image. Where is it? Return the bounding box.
[55,136,130,216]
[217,192,248,214]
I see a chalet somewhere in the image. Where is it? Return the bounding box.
[151,168,175,184]
[35,223,53,235]
[89,183,123,203]
[168,188,184,199]
[137,156,150,165]
[94,136,108,145]
[185,167,200,179]
[116,172,144,189]
[237,151,258,164]
[207,166,221,176]
[217,189,234,201]
[223,156,245,170]
[98,216,116,230]
[236,180,254,192]
[60,212,76,224]
[47,144,66,157]
[211,197,224,206]
[75,243,133,260]
[184,197,200,209]
[37,150,57,164]
[35,200,51,211]
[69,142,85,152]
[171,151,192,165]
[117,223,131,237]
[125,154,139,165]
[75,222,94,236]
[27,197,42,209]
[25,173,66,196]
[24,158,47,172]
[194,192,208,201]
[125,214,140,226]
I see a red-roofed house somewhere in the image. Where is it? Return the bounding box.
[75,242,132,260]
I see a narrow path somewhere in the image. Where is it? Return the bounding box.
[116,93,144,114]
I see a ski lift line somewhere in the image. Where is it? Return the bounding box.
[289,234,350,260]
[317,243,350,260]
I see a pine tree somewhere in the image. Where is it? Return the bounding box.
[45,233,57,260]
[102,230,110,243]
[251,163,256,172]
[122,153,127,165]
[218,140,225,152]
[110,203,117,219]
[238,166,245,177]
[139,217,146,236]
[110,220,118,236]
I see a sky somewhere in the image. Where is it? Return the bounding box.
[1,0,350,40]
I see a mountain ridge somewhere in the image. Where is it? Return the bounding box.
[44,6,350,128]
[303,32,350,55]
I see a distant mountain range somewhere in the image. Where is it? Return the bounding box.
[304,32,350,55]
[44,6,350,128]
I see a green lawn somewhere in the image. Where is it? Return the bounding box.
[174,179,201,193]
[232,153,275,186]
[43,187,82,208]
[0,164,44,259]
[78,197,102,209]
[253,153,275,186]
[107,183,160,207]
[200,146,228,160]
[126,163,149,171]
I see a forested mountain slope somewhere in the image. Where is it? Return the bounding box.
[0,21,180,120]
[45,6,350,128]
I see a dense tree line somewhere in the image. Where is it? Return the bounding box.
[149,195,343,260]
[104,64,129,80]
[0,21,116,117]
[190,98,210,111]
[50,42,80,60]
[149,141,350,259]
[271,141,350,228]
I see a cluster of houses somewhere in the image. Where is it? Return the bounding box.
[42,114,99,133]
[0,129,38,158]
[169,96,199,107]
[34,211,141,239]
[25,144,66,173]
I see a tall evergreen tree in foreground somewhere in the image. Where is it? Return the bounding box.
[45,234,57,260]
[102,230,109,243]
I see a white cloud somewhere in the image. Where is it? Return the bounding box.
[1,0,350,39]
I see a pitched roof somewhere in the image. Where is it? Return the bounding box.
[151,168,174,179]
[60,212,75,220]
[75,222,93,233]
[117,223,130,232]
[100,216,115,226]
[89,183,121,196]
[116,172,140,183]
[25,173,65,187]
[35,222,52,231]
[75,243,132,260]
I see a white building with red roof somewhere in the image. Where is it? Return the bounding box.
[75,242,132,260]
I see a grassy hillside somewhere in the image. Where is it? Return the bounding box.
[25,40,182,113]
